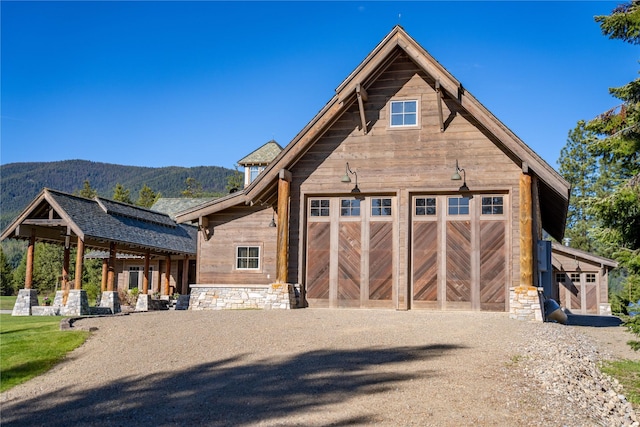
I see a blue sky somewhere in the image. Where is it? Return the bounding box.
[1,1,637,171]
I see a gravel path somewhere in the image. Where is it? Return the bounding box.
[1,310,638,426]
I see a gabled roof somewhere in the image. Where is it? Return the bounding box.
[176,26,571,240]
[237,140,283,166]
[1,188,196,256]
[551,241,618,269]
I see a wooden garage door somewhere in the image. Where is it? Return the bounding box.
[479,221,506,311]
[446,220,472,309]
[305,197,394,308]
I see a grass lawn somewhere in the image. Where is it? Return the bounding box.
[0,296,17,311]
[0,314,90,392]
[601,359,640,407]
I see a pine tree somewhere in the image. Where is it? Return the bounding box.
[77,180,97,199]
[137,184,160,208]
[112,183,133,204]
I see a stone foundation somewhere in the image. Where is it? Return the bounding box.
[189,283,299,310]
[509,286,544,322]
[135,294,170,311]
[599,303,612,316]
[99,291,121,314]
[12,289,39,316]
[53,290,90,316]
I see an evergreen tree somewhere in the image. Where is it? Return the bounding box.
[137,184,160,208]
[112,183,133,204]
[182,177,204,198]
[77,180,97,199]
[225,165,244,193]
[0,247,13,296]
[586,1,640,312]
[557,122,600,252]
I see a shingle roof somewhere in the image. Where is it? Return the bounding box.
[237,140,283,165]
[1,189,196,256]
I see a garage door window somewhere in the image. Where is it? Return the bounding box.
[371,198,392,216]
[448,197,470,215]
[310,199,330,217]
[341,199,361,216]
[481,196,504,215]
[415,197,436,216]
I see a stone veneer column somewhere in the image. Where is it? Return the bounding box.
[12,230,38,316]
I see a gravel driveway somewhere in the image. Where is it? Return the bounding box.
[1,309,638,426]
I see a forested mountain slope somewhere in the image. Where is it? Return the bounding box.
[1,160,234,228]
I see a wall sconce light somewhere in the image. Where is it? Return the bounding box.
[268,210,277,227]
[451,160,469,192]
[341,162,360,194]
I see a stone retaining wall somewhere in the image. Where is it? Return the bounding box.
[189,284,299,310]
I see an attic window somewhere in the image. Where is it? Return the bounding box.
[390,100,418,127]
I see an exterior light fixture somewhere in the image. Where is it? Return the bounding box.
[451,160,469,192]
[341,162,360,194]
[269,210,277,227]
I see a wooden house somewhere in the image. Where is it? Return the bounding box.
[551,242,617,315]
[176,26,575,315]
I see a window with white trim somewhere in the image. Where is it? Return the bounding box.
[371,198,392,216]
[570,273,581,283]
[249,166,265,183]
[341,199,361,217]
[586,273,596,283]
[236,246,260,270]
[415,197,437,216]
[310,199,330,217]
[448,197,470,215]
[481,196,504,215]
[390,100,418,127]
[556,273,566,283]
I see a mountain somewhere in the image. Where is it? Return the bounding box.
[1,160,236,229]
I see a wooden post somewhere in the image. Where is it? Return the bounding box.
[164,255,171,296]
[519,173,533,289]
[107,242,116,292]
[24,229,36,289]
[181,257,189,295]
[276,169,291,284]
[62,244,71,305]
[101,258,108,292]
[142,250,150,294]
[74,237,84,290]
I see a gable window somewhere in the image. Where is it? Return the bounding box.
[341,199,361,217]
[481,196,504,215]
[415,197,436,216]
[448,197,470,215]
[371,198,392,216]
[236,246,260,270]
[390,100,418,127]
[249,166,265,183]
[310,199,330,217]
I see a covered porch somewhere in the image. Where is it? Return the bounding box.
[1,188,197,316]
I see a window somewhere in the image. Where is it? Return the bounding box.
[236,246,260,270]
[448,197,470,215]
[556,273,566,283]
[586,273,596,283]
[341,199,361,216]
[415,198,436,216]
[310,199,330,217]
[249,166,265,183]
[570,273,581,283]
[129,267,141,290]
[481,196,504,215]
[390,100,418,127]
[371,198,392,216]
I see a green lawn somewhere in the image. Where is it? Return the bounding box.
[0,314,90,392]
[0,296,17,311]
[601,359,640,407]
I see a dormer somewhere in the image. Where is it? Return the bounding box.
[237,140,283,188]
